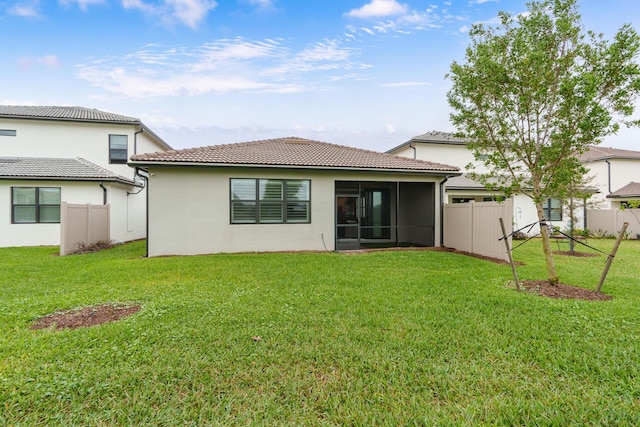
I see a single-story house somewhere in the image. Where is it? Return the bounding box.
[129,137,460,256]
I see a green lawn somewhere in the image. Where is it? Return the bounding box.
[1,239,639,426]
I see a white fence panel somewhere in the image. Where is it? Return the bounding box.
[444,199,513,262]
[586,209,640,239]
[60,203,110,255]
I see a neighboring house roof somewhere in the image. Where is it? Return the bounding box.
[0,157,139,186]
[445,175,489,190]
[386,130,466,154]
[579,146,640,163]
[130,137,461,174]
[0,105,172,150]
[445,174,598,195]
[607,182,640,198]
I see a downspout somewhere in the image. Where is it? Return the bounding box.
[439,176,449,247]
[134,167,150,258]
[605,160,611,194]
[409,143,416,159]
[134,129,143,155]
[99,182,107,205]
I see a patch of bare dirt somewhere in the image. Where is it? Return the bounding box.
[554,251,599,257]
[31,303,141,330]
[520,280,612,301]
[72,240,115,254]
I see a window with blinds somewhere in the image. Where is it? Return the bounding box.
[230,179,310,224]
[543,198,563,221]
[11,187,61,224]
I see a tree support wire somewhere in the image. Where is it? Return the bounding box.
[501,220,610,256]
[595,222,628,293]
[499,218,521,291]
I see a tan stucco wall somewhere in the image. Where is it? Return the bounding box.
[145,166,445,256]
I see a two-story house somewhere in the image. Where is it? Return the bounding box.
[0,106,171,248]
[387,131,581,235]
[578,146,640,209]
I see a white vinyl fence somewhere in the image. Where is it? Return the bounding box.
[586,209,640,239]
[444,199,513,262]
[60,203,110,255]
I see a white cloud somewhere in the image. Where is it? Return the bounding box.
[38,54,61,68]
[381,81,430,87]
[8,1,40,18]
[346,0,407,19]
[244,0,275,11]
[122,0,154,13]
[167,0,216,28]
[385,123,396,134]
[76,37,364,98]
[345,3,458,38]
[121,0,217,29]
[59,0,105,11]
[18,54,61,70]
[458,15,502,33]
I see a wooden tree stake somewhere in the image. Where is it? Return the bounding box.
[595,222,628,293]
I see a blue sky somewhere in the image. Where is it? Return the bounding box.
[2,0,640,152]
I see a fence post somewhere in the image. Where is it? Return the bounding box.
[595,222,628,293]
[60,202,68,256]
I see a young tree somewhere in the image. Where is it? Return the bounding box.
[447,0,640,285]
[562,175,594,252]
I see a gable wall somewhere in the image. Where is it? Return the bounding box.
[393,143,486,173]
[0,118,166,180]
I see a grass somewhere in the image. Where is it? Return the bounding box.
[1,239,639,426]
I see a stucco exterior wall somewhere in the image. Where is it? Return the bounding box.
[145,166,445,256]
[404,142,587,235]
[2,180,97,247]
[393,143,487,173]
[584,159,640,208]
[1,180,142,248]
[105,182,147,243]
[0,118,164,178]
[0,117,167,247]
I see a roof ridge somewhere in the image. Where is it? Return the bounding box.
[130,136,460,172]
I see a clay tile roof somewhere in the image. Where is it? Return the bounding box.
[579,145,640,162]
[130,137,460,173]
[445,175,486,189]
[409,131,466,144]
[607,182,640,198]
[0,157,137,185]
[0,105,139,123]
[386,130,465,154]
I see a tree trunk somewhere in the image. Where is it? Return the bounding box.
[535,201,560,285]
